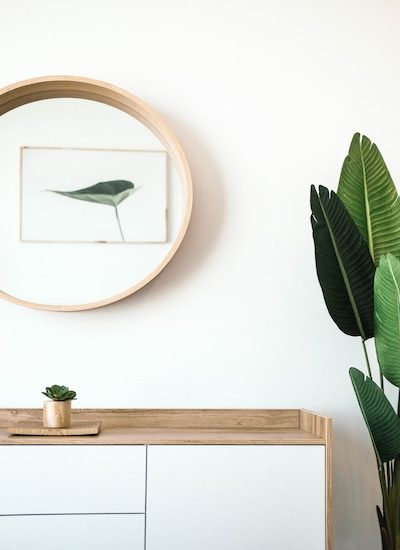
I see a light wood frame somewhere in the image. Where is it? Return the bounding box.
[0,76,193,311]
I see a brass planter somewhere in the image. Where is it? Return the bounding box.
[43,401,71,428]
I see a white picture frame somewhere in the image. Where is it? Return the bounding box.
[20,146,168,244]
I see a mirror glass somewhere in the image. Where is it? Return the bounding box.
[0,97,188,309]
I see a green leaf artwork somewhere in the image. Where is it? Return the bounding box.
[46,180,135,241]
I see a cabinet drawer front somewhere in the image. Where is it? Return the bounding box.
[0,514,144,550]
[0,446,146,514]
[147,445,326,550]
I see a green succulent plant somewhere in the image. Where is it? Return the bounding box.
[42,385,76,401]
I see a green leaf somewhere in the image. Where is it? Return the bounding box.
[350,367,400,463]
[337,133,400,265]
[65,391,76,400]
[375,254,400,387]
[46,180,135,207]
[310,185,375,339]
[42,384,76,401]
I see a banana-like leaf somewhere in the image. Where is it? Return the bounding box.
[46,180,134,207]
[375,254,400,387]
[350,367,400,464]
[311,185,375,339]
[337,133,400,265]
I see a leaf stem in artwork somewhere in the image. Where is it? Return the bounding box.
[114,206,125,242]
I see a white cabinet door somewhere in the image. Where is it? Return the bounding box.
[0,446,146,514]
[0,514,144,550]
[146,445,325,550]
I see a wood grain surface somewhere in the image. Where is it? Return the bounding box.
[0,408,300,429]
[8,421,101,436]
[0,408,330,445]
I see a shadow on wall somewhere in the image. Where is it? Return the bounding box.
[112,114,225,311]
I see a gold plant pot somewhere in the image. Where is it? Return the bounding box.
[43,400,71,428]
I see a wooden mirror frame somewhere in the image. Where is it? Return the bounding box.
[0,76,193,312]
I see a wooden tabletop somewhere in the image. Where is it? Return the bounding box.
[0,408,331,446]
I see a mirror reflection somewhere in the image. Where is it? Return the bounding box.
[0,97,186,308]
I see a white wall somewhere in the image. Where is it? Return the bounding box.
[0,0,397,547]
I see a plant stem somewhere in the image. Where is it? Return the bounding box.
[362,339,373,380]
[114,206,125,242]
[392,459,400,548]
[378,464,394,547]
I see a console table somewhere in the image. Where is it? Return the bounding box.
[0,408,332,550]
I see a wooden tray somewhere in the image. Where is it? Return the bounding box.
[7,421,101,436]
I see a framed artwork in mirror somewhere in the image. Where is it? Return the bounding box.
[21,146,168,244]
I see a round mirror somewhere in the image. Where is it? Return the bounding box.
[0,77,192,311]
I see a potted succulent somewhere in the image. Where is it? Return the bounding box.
[42,385,77,428]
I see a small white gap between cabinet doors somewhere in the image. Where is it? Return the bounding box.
[0,513,145,550]
[0,445,146,515]
[146,445,326,550]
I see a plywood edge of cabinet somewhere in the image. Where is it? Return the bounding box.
[300,409,332,550]
[325,416,333,550]
[0,430,328,446]
[300,409,330,442]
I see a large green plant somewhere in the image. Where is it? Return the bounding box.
[310,133,400,549]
